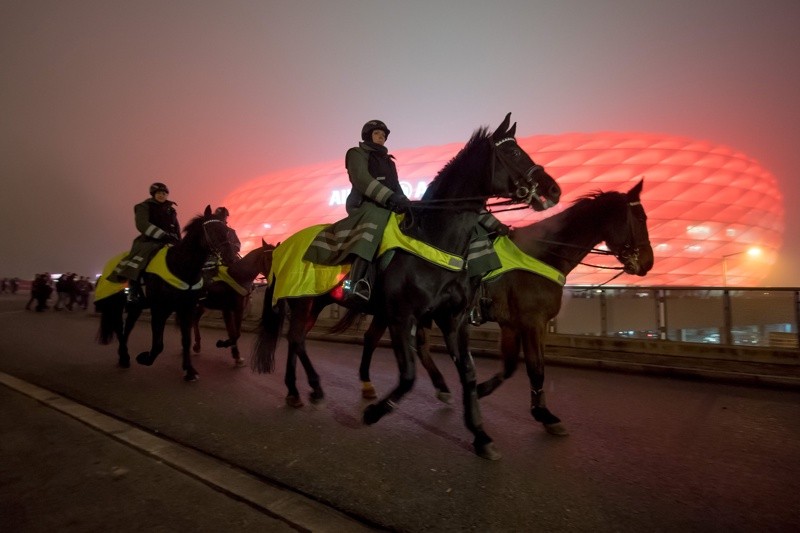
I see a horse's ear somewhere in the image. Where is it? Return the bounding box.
[204,205,212,216]
[492,113,512,140]
[261,238,267,247]
[508,122,517,138]
[628,179,644,200]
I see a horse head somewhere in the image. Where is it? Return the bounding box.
[201,205,239,265]
[603,179,654,276]
[490,113,561,211]
[257,238,277,279]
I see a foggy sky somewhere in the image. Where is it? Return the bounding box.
[2,0,799,285]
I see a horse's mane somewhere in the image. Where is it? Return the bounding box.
[181,213,210,238]
[571,189,627,211]
[422,127,492,200]
[531,189,626,236]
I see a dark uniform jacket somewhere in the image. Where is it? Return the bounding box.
[109,198,180,282]
[305,143,407,265]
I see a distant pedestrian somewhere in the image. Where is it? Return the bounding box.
[26,274,53,312]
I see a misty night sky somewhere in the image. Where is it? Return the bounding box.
[2,0,799,285]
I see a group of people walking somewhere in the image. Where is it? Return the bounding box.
[25,272,95,312]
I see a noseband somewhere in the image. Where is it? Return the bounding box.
[491,137,543,207]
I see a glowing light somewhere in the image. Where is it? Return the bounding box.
[746,246,762,258]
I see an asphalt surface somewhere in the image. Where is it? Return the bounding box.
[1,293,799,532]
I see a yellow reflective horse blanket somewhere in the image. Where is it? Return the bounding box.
[269,215,565,306]
[94,247,204,302]
[482,236,566,286]
[270,214,468,305]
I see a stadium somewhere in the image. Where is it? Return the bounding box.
[222,132,783,287]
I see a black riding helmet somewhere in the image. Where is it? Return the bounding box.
[361,120,390,142]
[150,182,169,196]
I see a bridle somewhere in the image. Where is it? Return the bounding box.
[412,136,550,212]
[490,137,546,209]
[527,197,650,288]
[202,218,234,263]
[606,200,650,275]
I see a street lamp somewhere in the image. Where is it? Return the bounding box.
[722,246,762,287]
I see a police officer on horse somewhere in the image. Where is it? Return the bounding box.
[303,119,513,303]
[108,182,180,302]
[303,120,410,302]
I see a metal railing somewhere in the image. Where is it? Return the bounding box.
[554,285,800,350]
[245,284,799,351]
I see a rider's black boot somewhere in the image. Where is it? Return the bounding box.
[127,279,143,304]
[343,257,371,302]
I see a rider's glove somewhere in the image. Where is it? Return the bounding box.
[386,193,410,214]
[496,224,512,237]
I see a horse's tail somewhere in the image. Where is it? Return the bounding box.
[95,293,124,344]
[251,280,282,373]
[329,307,364,335]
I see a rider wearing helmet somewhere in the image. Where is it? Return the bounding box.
[344,120,409,216]
[108,182,181,302]
[304,119,410,303]
[202,206,242,273]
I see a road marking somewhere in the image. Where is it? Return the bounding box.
[0,372,378,532]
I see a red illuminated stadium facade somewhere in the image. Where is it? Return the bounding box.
[222,132,784,287]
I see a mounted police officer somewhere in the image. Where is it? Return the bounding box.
[202,206,241,273]
[304,120,409,302]
[108,182,180,302]
[303,120,513,303]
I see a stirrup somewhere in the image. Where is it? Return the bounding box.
[469,306,483,326]
[351,279,371,301]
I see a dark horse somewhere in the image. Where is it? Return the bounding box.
[252,113,561,459]
[96,206,239,381]
[358,180,654,435]
[191,240,276,366]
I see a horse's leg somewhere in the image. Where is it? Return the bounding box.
[283,300,323,407]
[416,327,452,403]
[296,302,326,403]
[119,302,143,368]
[477,325,521,398]
[442,316,500,461]
[523,325,567,435]
[363,316,417,425]
[191,305,204,353]
[178,306,199,382]
[136,305,168,367]
[223,306,245,367]
[358,316,386,400]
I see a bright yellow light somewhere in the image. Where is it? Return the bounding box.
[746,246,762,258]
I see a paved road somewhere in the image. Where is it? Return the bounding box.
[1,294,799,531]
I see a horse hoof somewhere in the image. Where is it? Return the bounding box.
[309,391,324,404]
[363,404,384,425]
[545,422,569,436]
[475,442,502,461]
[118,359,130,369]
[184,373,199,382]
[286,395,304,408]
[135,353,153,366]
[192,344,201,353]
[234,358,246,368]
[436,390,452,404]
